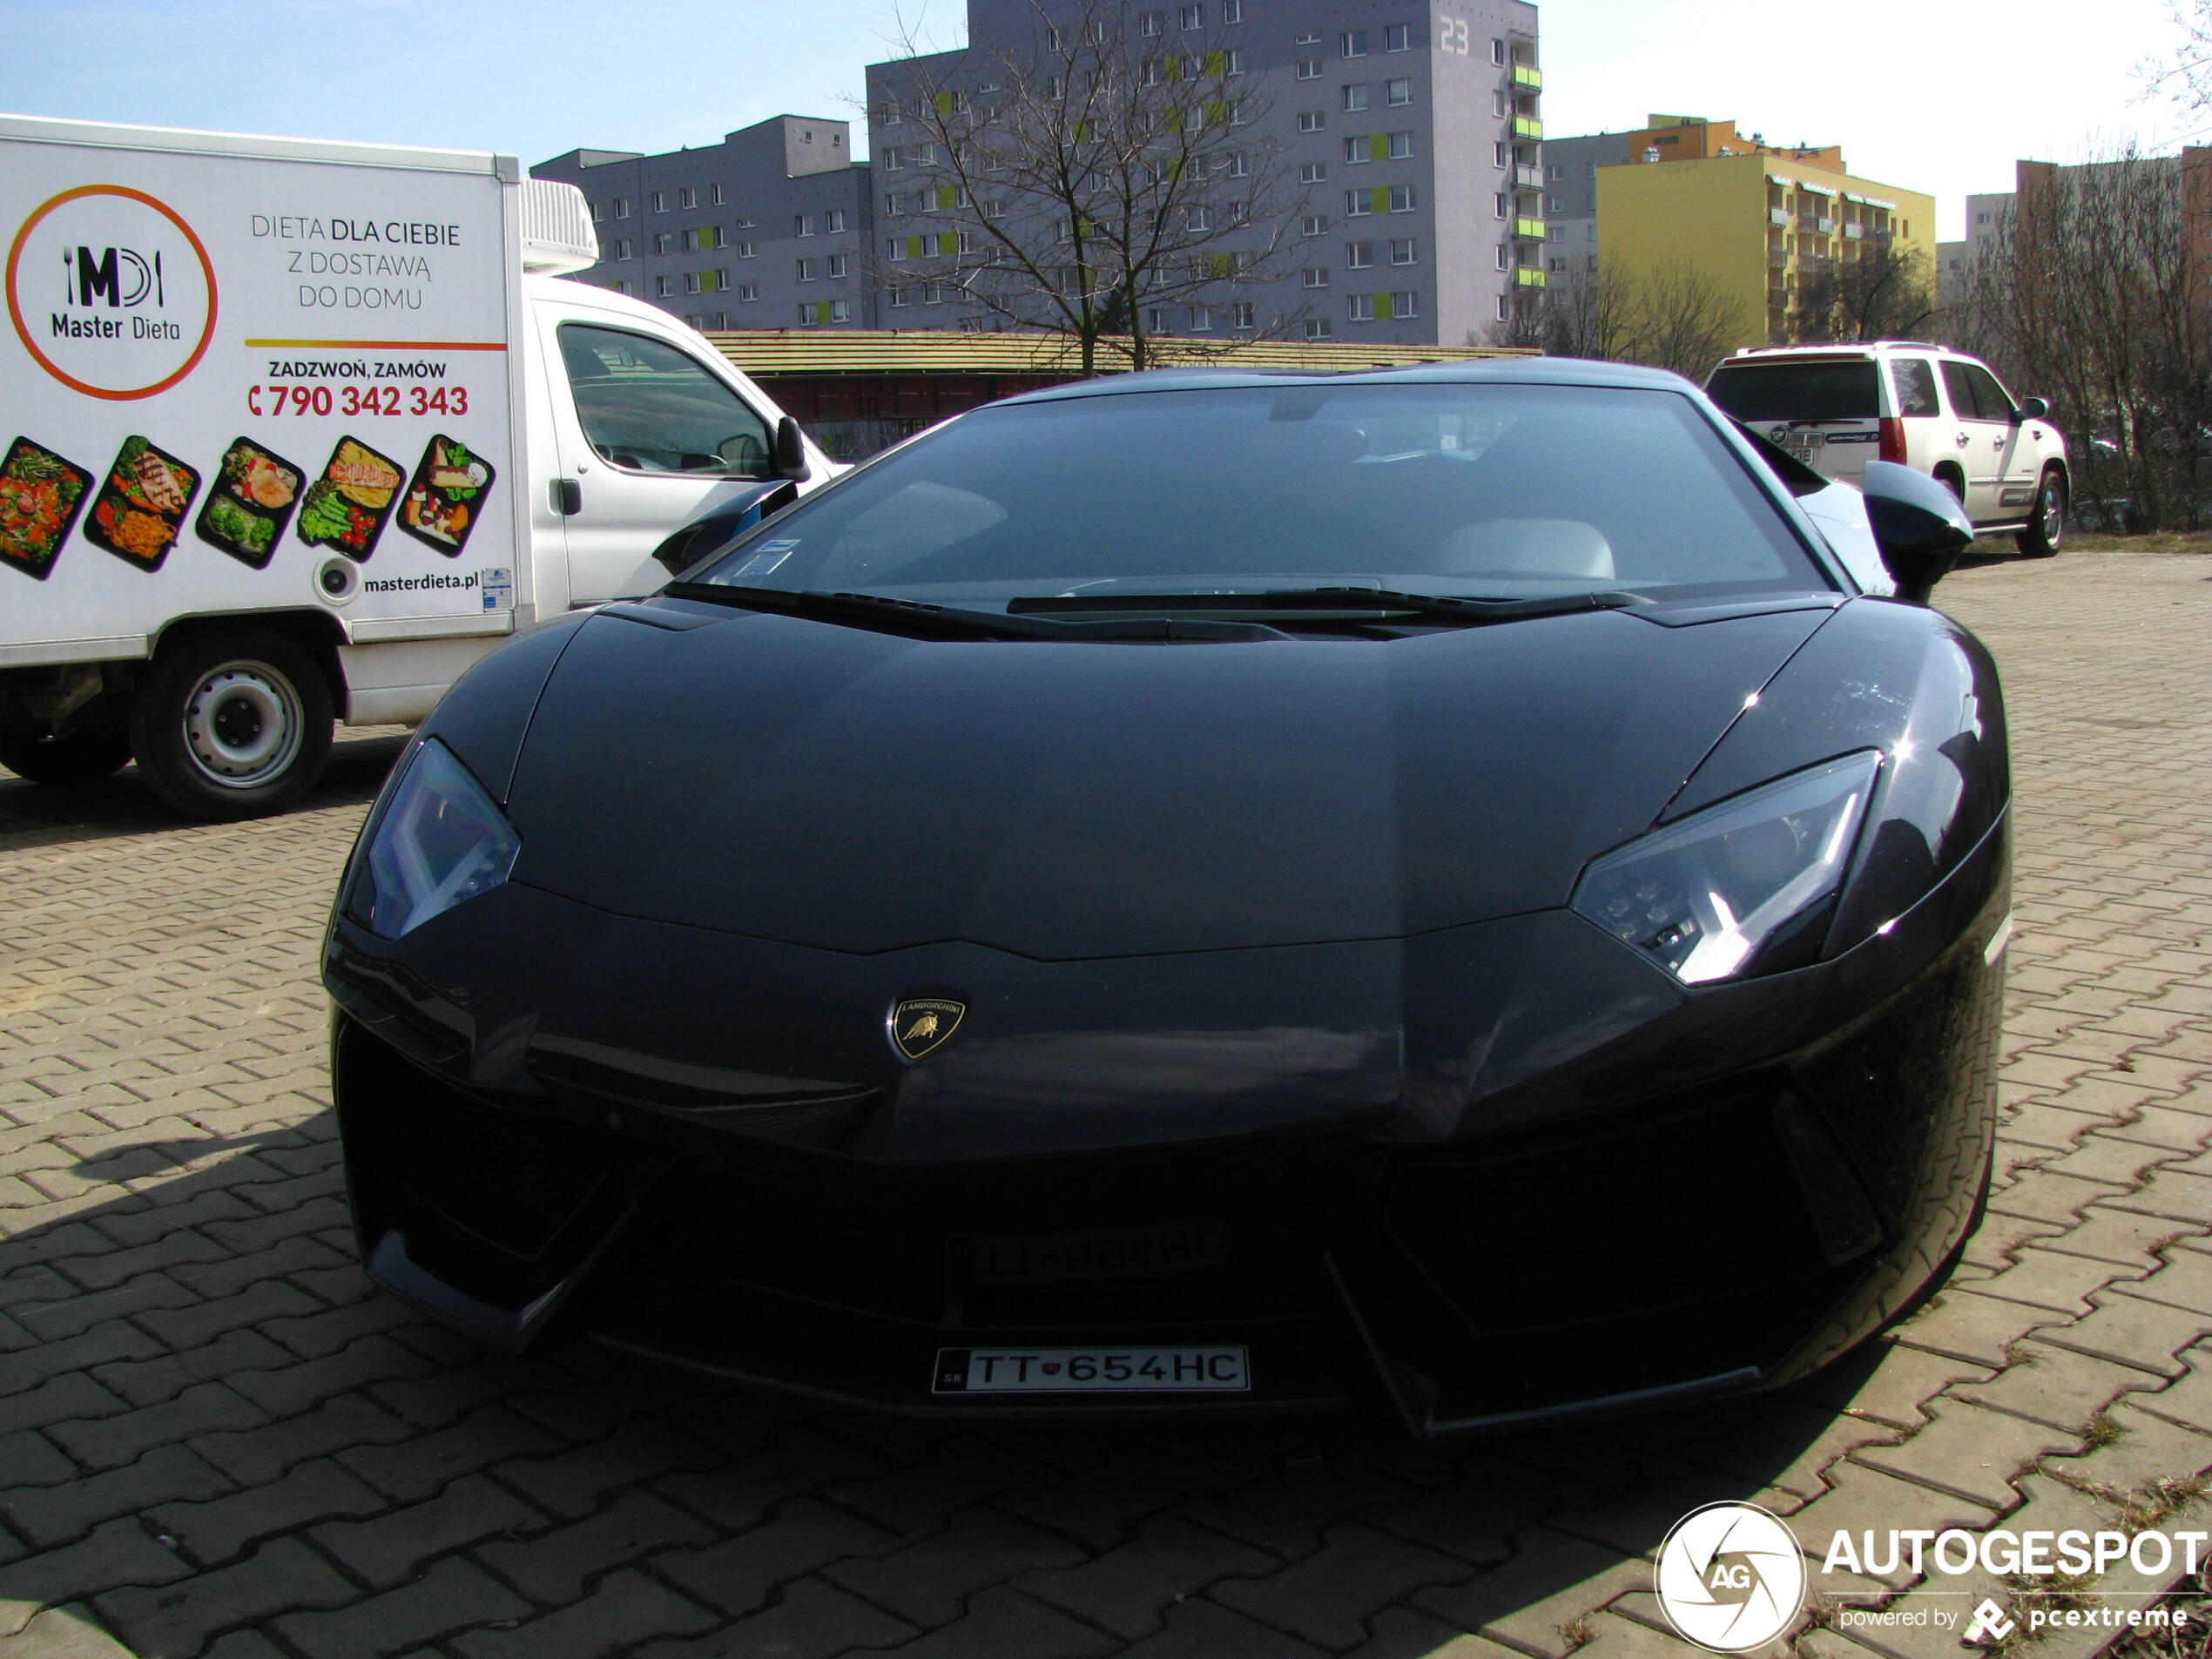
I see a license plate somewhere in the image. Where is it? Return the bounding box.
[933,1345,1250,1394]
[1786,436,1822,462]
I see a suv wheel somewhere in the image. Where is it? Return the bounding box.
[2016,466,2066,558]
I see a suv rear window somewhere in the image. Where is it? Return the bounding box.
[1707,361,1880,422]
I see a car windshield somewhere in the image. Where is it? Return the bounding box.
[1706,361,1880,424]
[691,381,1831,604]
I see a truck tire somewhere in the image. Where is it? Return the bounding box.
[129,627,334,821]
[0,725,132,787]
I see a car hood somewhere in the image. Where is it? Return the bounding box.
[501,598,1831,960]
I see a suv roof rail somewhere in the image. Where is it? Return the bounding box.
[1866,339,1951,351]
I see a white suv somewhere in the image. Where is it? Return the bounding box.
[1706,341,2069,557]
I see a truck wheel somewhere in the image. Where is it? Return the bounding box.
[0,725,132,787]
[2016,466,2067,558]
[129,628,334,821]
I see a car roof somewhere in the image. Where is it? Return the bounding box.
[993,354,1702,408]
[1720,341,1960,361]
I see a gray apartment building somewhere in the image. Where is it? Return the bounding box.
[863,0,1542,346]
[1534,127,1625,287]
[1936,190,2013,307]
[534,115,877,331]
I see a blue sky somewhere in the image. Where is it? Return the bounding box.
[0,0,2185,240]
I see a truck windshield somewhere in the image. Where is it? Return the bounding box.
[693,381,1828,604]
[1706,361,1880,423]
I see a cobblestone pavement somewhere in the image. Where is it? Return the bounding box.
[4,549,2212,1659]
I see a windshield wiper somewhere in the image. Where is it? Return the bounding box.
[663,583,1285,641]
[1008,588,1647,625]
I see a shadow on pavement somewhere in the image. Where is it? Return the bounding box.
[0,1110,1887,1658]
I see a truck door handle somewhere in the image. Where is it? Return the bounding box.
[551,478,582,516]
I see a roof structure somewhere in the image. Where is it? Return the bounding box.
[701,330,1533,378]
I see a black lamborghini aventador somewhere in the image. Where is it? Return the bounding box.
[326,359,2008,1436]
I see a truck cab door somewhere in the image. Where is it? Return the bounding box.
[538,312,782,607]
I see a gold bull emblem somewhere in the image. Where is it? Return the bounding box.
[891,997,965,1060]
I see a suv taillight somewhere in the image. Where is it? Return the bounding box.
[1878,417,1905,463]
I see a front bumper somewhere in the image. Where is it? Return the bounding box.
[327,827,2006,1436]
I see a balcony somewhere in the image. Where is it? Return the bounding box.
[1842,222,1865,240]
[1768,251,1789,269]
[1515,164,1543,189]
[1513,116,1543,140]
[1512,64,1543,90]
[1768,207,1790,226]
[1514,217,1546,240]
[1796,214,1834,234]
[1514,266,1547,287]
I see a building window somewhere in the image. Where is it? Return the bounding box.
[1295,30,1321,43]
[889,286,909,307]
[1386,132,1413,158]
[1140,8,1163,32]
[652,232,675,254]
[797,304,817,327]
[1547,163,1564,181]
[1048,23,1064,47]
[1301,213,1328,236]
[655,274,673,296]
[590,199,604,222]
[1229,301,1256,328]
[826,208,846,233]
[710,183,725,205]
[1494,193,1508,219]
[605,279,628,295]
[1345,192,1371,218]
[1391,237,1416,264]
[684,271,704,294]
[1490,37,1505,63]
[1495,294,1508,320]
[1341,29,1368,55]
[1145,306,1173,333]
[1349,293,1374,320]
[1188,306,1212,332]
[1300,161,1326,184]
[1346,240,1374,268]
[1386,78,1412,105]
[830,299,851,323]
[734,241,756,259]
[1303,266,1331,287]
[1494,245,1507,270]
[1223,0,1242,19]
[1343,84,1369,111]
[1493,142,1506,168]
[982,198,1007,219]
[1298,110,1325,132]
[679,185,697,208]
[1548,194,1565,212]
[1548,256,1565,272]
[1305,317,1333,339]
[796,214,815,237]
[1180,3,1202,27]
[1384,23,1410,51]
[1494,91,1507,118]
[1389,185,1415,212]
[611,238,633,260]
[1227,48,1245,73]
[1186,204,1211,231]
[613,198,631,218]
[738,282,759,301]
[883,147,903,170]
[1296,58,1321,79]
[886,192,902,214]
[827,253,848,277]
[1343,137,1368,165]
[925,281,948,305]
[956,230,976,253]
[651,191,668,212]
[796,259,816,281]
[1389,291,1418,317]
[1547,226,1564,243]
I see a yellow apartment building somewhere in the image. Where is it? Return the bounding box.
[1589,118,1935,350]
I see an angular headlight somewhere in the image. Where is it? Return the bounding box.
[346,739,519,941]
[1572,751,1881,985]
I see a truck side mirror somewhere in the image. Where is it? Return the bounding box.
[651,481,799,578]
[772,416,811,482]
[2016,395,2049,421]
[1860,460,1973,604]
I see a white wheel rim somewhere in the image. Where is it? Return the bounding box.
[182,661,302,789]
[2042,481,2063,543]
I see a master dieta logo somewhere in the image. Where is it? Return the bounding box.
[1656,1502,1807,1652]
[6,185,217,400]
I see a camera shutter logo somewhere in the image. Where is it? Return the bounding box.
[6,185,219,401]
[1656,1502,1806,1652]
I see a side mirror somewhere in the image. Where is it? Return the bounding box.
[772,415,811,482]
[651,480,799,578]
[2016,395,2049,422]
[1860,461,1973,604]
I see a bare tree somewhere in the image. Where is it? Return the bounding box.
[1793,241,1939,343]
[1483,263,1739,376]
[2141,0,2212,125]
[1957,141,2212,531]
[868,0,1307,373]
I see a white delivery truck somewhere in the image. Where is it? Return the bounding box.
[0,114,832,818]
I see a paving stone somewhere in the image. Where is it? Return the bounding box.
[448,1568,718,1659]
[1968,1245,2149,1314]
[187,1390,414,1487]
[1207,1518,1477,1649]
[10,1274,199,1341]
[1849,1400,2080,1510]
[630,1577,919,1659]
[1119,1597,1335,1658]
[1887,1286,2062,1369]
[1789,1342,1997,1432]
[2041,1207,2204,1269]
[2038,1284,2212,1377]
[146,1457,386,1568]
[491,1416,722,1520]
[1783,1464,1997,1590]
[0,1519,192,1639]
[86,1328,294,1409]
[470,1489,716,1606]
[309,1473,547,1588]
[44,1381,270,1474]
[272,1555,535,1659]
[94,1536,356,1659]
[1174,1455,1419,1559]
[849,1583,1117,1659]
[1947,1337,2167,1433]
[654,1427,887,1531]
[1412,1528,1648,1657]
[823,1502,1087,1627]
[649,1494,902,1616]
[1,1443,234,1550]
[334,1404,564,1503]
[1,1605,139,1659]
